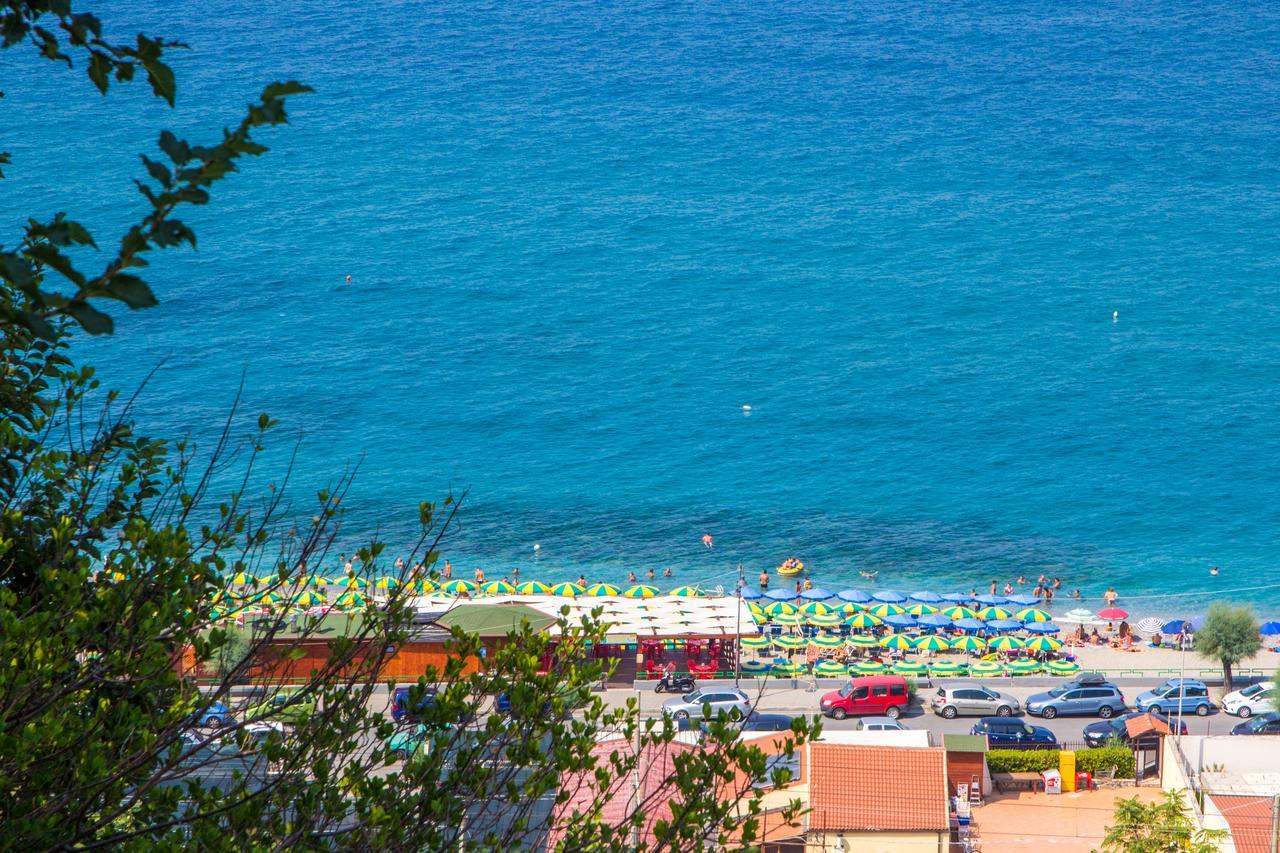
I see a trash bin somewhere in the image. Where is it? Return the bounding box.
[1076,771,1093,792]
[1042,769,1062,795]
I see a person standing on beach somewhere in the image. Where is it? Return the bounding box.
[474,567,485,584]
[1104,586,1118,607]
[759,570,769,590]
[702,532,714,549]
[443,560,452,579]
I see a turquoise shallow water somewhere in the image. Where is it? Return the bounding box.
[5,0,1280,611]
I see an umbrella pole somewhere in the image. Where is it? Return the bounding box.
[734,561,742,688]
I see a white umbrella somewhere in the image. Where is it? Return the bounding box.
[1135,617,1165,635]
[1058,608,1104,625]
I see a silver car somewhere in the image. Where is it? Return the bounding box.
[933,683,1020,719]
[661,688,751,721]
[855,716,908,731]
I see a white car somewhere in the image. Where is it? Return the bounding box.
[855,716,907,732]
[1222,682,1276,718]
[660,688,751,721]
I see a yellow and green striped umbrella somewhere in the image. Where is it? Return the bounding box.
[1025,636,1063,653]
[623,585,658,599]
[1007,659,1042,675]
[772,661,805,678]
[669,585,701,597]
[305,575,332,587]
[893,660,929,676]
[773,635,808,651]
[1046,659,1080,675]
[415,578,437,594]
[747,601,766,617]
[740,659,769,674]
[442,579,479,595]
[977,606,1012,621]
[878,634,915,650]
[483,580,518,595]
[838,601,866,614]
[814,660,846,677]
[292,590,327,608]
[228,571,257,586]
[584,583,621,596]
[335,591,367,608]
[806,612,843,628]
[869,603,906,617]
[764,601,798,617]
[809,633,844,648]
[550,582,584,597]
[800,601,835,616]
[988,636,1025,652]
[334,576,369,590]
[942,605,978,620]
[907,603,939,616]
[845,612,883,629]
[949,635,988,652]
[739,635,772,649]
[1016,608,1052,623]
[912,634,951,652]
[248,590,281,606]
[750,609,769,626]
[374,576,401,590]
[771,612,804,627]
[516,580,551,595]
[929,660,968,676]
[851,660,887,675]
[969,661,1004,677]
[846,634,879,648]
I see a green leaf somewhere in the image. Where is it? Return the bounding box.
[104,274,157,309]
[63,301,114,335]
[145,59,176,107]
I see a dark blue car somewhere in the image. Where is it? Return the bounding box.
[971,716,1058,748]
[391,686,438,723]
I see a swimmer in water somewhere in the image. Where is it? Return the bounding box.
[345,274,351,284]
[1210,566,1219,576]
[702,532,714,549]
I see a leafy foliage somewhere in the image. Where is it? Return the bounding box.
[1097,790,1226,853]
[987,746,1133,777]
[1196,603,1261,690]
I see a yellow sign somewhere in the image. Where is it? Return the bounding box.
[1060,750,1077,792]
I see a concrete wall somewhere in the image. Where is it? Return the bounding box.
[805,830,945,853]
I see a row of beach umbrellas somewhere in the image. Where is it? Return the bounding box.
[741,658,1080,678]
[740,632,1065,653]
[745,588,1044,606]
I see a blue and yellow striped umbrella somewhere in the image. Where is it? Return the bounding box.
[516,580,552,595]
[1016,608,1052,623]
[305,575,332,588]
[741,659,770,674]
[623,585,659,599]
[550,582,584,597]
[483,580,518,595]
[584,583,621,596]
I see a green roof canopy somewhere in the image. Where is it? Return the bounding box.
[943,734,988,753]
[434,603,557,637]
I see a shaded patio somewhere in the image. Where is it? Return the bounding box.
[973,787,1165,853]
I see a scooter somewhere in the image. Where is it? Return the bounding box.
[653,673,696,694]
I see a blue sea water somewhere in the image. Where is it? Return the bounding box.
[6,0,1280,611]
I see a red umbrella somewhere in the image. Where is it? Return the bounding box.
[1098,607,1129,620]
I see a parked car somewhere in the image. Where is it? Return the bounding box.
[1222,681,1276,718]
[241,688,316,726]
[932,683,1020,719]
[1231,712,1280,736]
[191,701,233,730]
[1083,711,1187,748]
[677,711,795,733]
[391,686,439,723]
[971,717,1058,749]
[1025,683,1126,719]
[388,723,430,761]
[1135,679,1216,717]
[168,732,272,794]
[855,716,908,732]
[661,688,751,721]
[819,675,911,720]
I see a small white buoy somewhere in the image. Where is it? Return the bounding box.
[742,405,752,411]
[1113,310,1118,323]
[533,543,540,551]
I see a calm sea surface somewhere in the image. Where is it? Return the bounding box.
[6,0,1280,612]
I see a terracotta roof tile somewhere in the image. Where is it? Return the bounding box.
[1208,795,1276,853]
[1125,713,1172,739]
[808,744,949,832]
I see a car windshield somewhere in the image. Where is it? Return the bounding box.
[1241,684,1267,698]
[1047,685,1069,697]
[682,691,703,704]
[839,685,853,698]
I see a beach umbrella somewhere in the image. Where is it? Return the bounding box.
[852,660,887,675]
[814,660,846,677]
[809,633,844,649]
[893,660,928,676]
[1098,607,1129,620]
[335,591,367,608]
[765,588,797,601]
[916,613,952,628]
[1006,593,1041,606]
[773,635,808,651]
[292,590,327,608]
[1135,617,1165,635]
[1160,619,1192,634]
[624,584,660,599]
[228,571,258,586]
[872,590,907,603]
[374,576,401,590]
[1007,659,1042,676]
[930,660,968,676]
[949,635,988,652]
[845,612,883,629]
[884,614,918,629]
[740,659,769,674]
[1046,659,1080,676]
[869,603,906,617]
[942,593,974,603]
[807,612,843,628]
[443,579,479,595]
[942,606,978,620]
[987,619,1023,632]
[907,603,939,616]
[970,661,1004,678]
[800,601,835,616]
[800,587,834,600]
[975,594,1008,606]
[739,587,763,600]
[584,583,621,596]
[953,618,987,632]
[910,591,944,603]
[1259,621,1280,636]
[414,578,437,594]
[878,634,914,651]
[772,661,805,678]
[481,580,517,595]
[304,575,331,587]
[837,589,872,604]
[669,585,702,597]
[772,612,804,627]
[549,582,583,597]
[764,601,798,617]
[912,634,951,652]
[988,636,1025,652]
[1025,636,1063,653]
[977,606,1012,621]
[334,576,368,589]
[1016,608,1051,623]
[1059,608,1100,624]
[739,635,772,649]
[846,634,879,648]
[838,601,866,614]
[516,580,551,595]
[747,601,766,617]
[250,591,282,607]
[1025,622,1060,635]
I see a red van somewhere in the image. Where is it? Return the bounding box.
[819,675,910,720]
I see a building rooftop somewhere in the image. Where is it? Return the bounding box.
[1124,713,1171,739]
[1207,795,1276,853]
[808,744,949,832]
[943,734,987,753]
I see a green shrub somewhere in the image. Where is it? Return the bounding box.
[1075,745,1134,778]
[986,746,1134,778]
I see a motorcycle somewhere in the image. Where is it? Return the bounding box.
[653,673,696,694]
